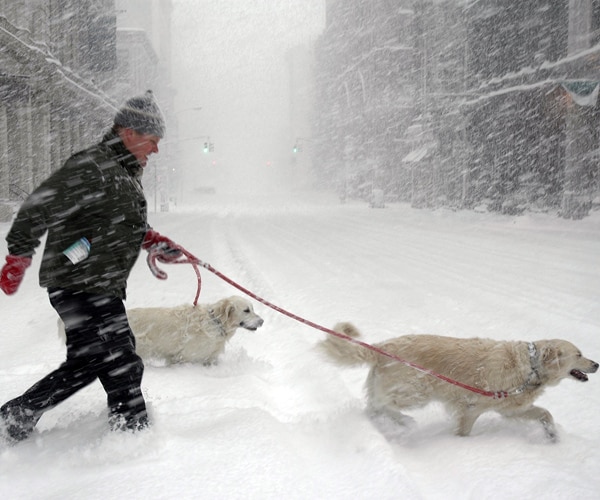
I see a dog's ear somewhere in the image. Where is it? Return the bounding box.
[540,343,561,366]
[212,300,233,321]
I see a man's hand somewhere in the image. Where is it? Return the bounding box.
[142,230,182,279]
[142,229,182,262]
[0,255,32,295]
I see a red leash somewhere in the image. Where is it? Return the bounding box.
[150,246,511,399]
[146,249,202,306]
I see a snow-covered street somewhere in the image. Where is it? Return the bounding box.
[1,192,599,499]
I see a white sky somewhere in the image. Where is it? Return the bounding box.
[171,0,325,194]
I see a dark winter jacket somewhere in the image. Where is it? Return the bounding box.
[6,130,149,299]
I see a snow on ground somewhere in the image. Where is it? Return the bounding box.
[1,191,599,499]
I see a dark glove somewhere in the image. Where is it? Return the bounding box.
[142,229,182,263]
[0,255,32,295]
[142,230,182,280]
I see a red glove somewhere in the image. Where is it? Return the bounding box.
[142,230,182,262]
[0,255,32,295]
[142,230,182,280]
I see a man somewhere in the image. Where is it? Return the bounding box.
[0,90,180,444]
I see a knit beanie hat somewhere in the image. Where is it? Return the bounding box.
[114,90,166,138]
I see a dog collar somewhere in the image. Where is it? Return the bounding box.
[208,308,227,337]
[512,342,541,395]
[528,341,537,360]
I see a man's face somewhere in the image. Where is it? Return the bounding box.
[121,128,160,167]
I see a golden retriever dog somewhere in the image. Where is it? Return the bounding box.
[59,296,264,365]
[129,295,263,365]
[320,322,598,441]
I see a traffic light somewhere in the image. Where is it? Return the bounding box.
[203,142,209,153]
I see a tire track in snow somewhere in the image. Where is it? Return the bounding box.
[202,211,371,427]
[316,208,598,328]
[189,204,598,334]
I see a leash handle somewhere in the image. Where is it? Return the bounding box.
[147,247,202,306]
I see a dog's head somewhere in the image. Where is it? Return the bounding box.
[213,296,264,332]
[538,340,598,384]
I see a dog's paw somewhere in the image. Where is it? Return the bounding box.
[367,408,416,441]
[543,423,559,443]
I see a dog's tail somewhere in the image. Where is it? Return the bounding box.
[318,322,379,366]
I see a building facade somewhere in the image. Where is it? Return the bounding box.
[313,0,600,218]
[0,0,175,220]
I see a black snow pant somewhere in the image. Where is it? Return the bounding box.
[0,288,148,441]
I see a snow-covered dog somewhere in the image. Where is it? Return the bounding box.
[319,322,598,441]
[59,296,264,365]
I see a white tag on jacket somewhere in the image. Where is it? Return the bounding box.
[63,237,91,264]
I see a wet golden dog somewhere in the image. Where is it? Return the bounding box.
[320,322,598,441]
[129,296,263,364]
[59,296,263,365]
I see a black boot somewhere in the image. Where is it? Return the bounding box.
[0,403,40,444]
[108,404,149,433]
